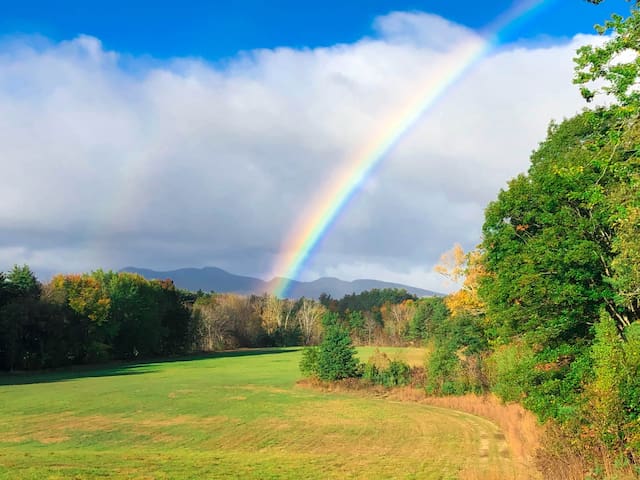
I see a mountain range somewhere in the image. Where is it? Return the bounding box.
[120,266,441,299]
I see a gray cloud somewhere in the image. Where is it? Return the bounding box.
[0,15,600,291]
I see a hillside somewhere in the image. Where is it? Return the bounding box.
[120,266,441,299]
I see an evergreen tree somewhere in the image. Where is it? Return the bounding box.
[316,313,359,380]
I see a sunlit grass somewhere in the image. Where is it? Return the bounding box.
[1,348,518,479]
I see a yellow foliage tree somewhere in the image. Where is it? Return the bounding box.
[48,274,111,324]
[435,244,486,317]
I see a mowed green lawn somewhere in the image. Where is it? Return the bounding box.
[0,348,517,479]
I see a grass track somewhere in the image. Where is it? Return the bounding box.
[0,348,519,479]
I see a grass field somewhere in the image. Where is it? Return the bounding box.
[0,347,521,479]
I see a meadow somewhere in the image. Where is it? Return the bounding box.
[0,347,523,479]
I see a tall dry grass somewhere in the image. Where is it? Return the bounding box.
[417,393,540,466]
[534,426,639,480]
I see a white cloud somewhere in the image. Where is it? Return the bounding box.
[0,13,602,291]
[373,11,478,50]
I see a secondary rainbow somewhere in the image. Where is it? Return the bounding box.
[271,0,553,298]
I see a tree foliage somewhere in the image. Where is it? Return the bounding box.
[322,288,417,315]
[575,7,640,104]
[435,245,486,317]
[318,288,428,345]
[192,293,263,351]
[408,296,448,341]
[481,106,639,344]
[362,351,411,387]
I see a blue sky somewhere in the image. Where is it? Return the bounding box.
[0,0,632,60]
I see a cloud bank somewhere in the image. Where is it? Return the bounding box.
[0,13,599,291]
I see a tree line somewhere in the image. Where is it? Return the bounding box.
[0,266,432,371]
[0,267,194,370]
[411,11,640,473]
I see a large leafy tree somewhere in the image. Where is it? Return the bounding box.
[480,109,633,344]
[574,8,640,323]
[482,3,640,341]
[479,6,640,423]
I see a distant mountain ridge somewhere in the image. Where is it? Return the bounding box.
[120,266,441,299]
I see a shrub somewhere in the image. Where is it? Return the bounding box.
[362,361,379,383]
[362,351,411,387]
[299,346,319,377]
[579,312,640,461]
[362,349,389,384]
[486,342,537,403]
[381,360,411,387]
[425,342,462,395]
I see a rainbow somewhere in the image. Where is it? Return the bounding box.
[271,0,553,298]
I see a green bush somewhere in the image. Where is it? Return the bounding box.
[581,312,640,456]
[362,361,379,383]
[425,342,462,395]
[381,360,411,387]
[299,346,319,377]
[300,347,318,377]
[487,342,536,402]
[621,323,640,459]
[362,353,411,387]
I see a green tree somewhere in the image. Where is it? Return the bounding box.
[155,279,192,354]
[481,107,639,344]
[424,311,487,395]
[408,297,449,341]
[316,313,359,380]
[573,7,640,325]
[575,8,640,104]
[0,266,42,370]
[299,346,320,376]
[6,265,40,298]
[336,288,417,315]
[108,273,165,358]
